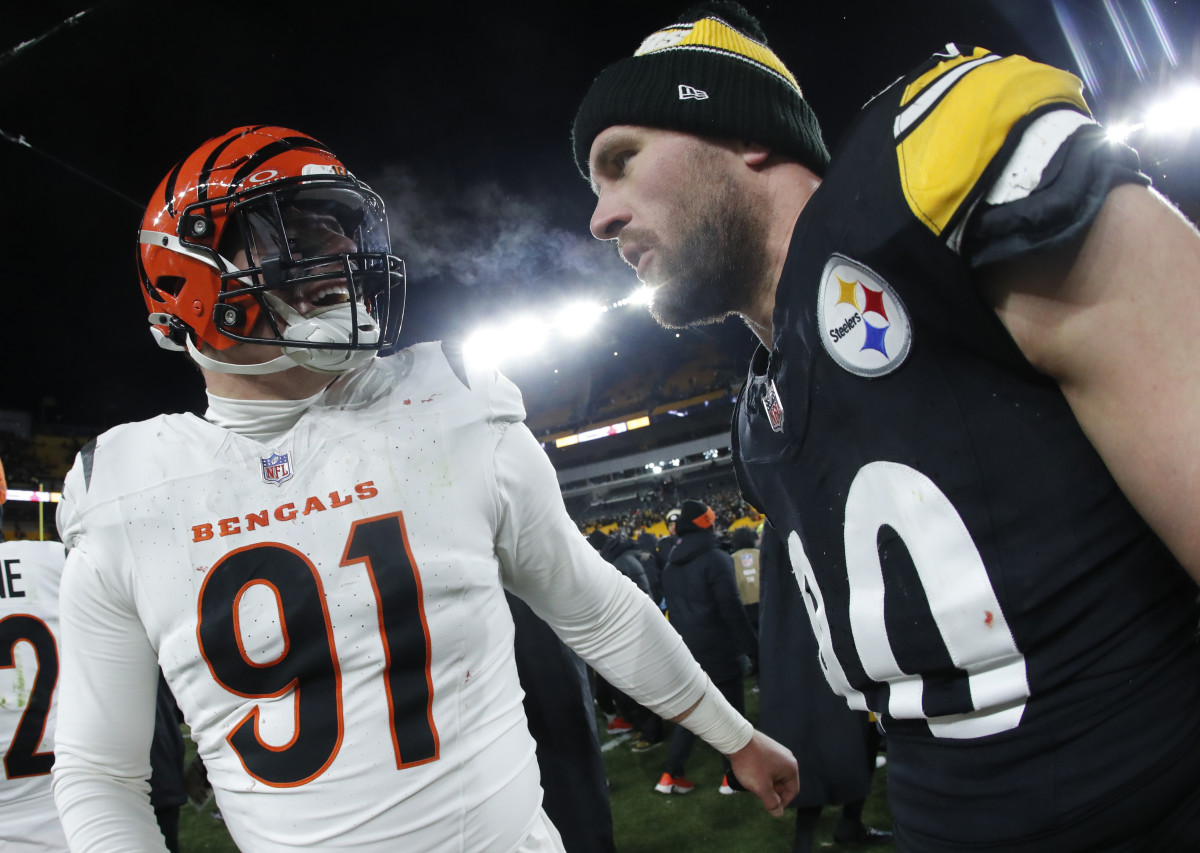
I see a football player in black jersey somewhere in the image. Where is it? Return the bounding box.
[572,2,1200,850]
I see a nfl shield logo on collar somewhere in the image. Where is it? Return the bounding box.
[763,379,785,433]
[261,452,293,486]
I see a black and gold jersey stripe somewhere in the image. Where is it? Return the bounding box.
[893,44,1090,239]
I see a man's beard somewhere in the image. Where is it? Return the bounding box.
[645,176,770,329]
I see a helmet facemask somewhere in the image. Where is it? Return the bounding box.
[197,178,405,375]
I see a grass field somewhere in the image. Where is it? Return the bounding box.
[594,677,894,853]
[598,737,893,852]
[177,677,895,851]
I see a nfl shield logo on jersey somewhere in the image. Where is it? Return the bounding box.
[762,379,786,433]
[260,452,294,486]
[817,254,911,378]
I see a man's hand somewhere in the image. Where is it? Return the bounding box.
[183,755,213,808]
[727,729,798,817]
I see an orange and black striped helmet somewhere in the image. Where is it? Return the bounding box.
[137,126,404,371]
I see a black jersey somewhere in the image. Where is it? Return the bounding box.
[733,46,1200,848]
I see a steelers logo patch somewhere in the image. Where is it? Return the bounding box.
[817,255,911,378]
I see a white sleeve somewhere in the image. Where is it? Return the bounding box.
[56,456,85,549]
[492,421,708,721]
[51,546,168,852]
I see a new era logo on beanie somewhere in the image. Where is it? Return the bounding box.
[571,1,829,178]
[676,499,716,534]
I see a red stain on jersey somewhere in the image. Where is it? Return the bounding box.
[984,610,994,626]
[403,399,412,405]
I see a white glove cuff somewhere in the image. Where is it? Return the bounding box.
[681,677,754,755]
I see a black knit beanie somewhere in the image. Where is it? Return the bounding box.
[571,1,829,178]
[675,499,717,534]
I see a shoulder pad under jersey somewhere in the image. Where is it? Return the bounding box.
[891,44,1090,239]
[367,342,527,427]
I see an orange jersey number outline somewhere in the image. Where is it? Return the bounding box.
[197,512,439,787]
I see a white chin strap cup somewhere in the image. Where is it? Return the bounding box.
[179,298,381,377]
[268,296,381,375]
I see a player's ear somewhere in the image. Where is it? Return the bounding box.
[741,142,771,166]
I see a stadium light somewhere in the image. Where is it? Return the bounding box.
[627,285,655,305]
[508,316,549,355]
[1106,81,1200,142]
[1106,122,1138,143]
[612,284,655,307]
[553,301,606,339]
[7,489,61,503]
[1144,83,1200,135]
[463,325,506,367]
[628,285,657,304]
[464,318,543,367]
[463,282,662,364]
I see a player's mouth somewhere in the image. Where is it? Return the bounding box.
[635,250,654,282]
[310,285,351,307]
[287,283,352,316]
[618,234,657,283]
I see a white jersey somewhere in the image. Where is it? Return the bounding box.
[53,343,712,852]
[0,539,70,852]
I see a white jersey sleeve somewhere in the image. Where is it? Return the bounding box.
[52,459,166,852]
[491,422,709,720]
[0,539,70,852]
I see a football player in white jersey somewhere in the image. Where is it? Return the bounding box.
[50,126,799,853]
[0,539,69,852]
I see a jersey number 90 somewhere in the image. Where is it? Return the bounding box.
[790,461,1030,739]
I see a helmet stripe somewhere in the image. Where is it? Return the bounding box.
[227,135,334,188]
[196,129,247,204]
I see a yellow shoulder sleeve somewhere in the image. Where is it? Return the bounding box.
[896,48,1090,237]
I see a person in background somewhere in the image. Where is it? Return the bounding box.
[599,531,667,752]
[0,538,69,852]
[727,525,761,634]
[655,507,681,585]
[508,594,615,853]
[149,672,187,853]
[584,529,638,738]
[656,499,757,796]
[635,531,664,603]
[757,525,891,851]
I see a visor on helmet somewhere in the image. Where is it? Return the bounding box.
[192,178,404,353]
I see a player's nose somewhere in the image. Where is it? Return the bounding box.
[590,191,628,241]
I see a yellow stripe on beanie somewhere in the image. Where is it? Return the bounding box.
[635,18,803,95]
